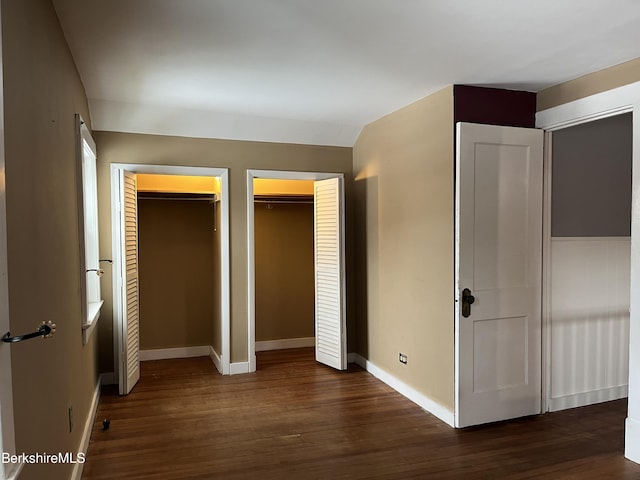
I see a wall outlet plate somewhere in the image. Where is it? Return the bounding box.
[399,353,408,364]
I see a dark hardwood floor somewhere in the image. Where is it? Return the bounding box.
[82,348,640,479]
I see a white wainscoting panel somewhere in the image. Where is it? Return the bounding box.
[549,237,630,411]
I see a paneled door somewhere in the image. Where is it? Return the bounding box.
[455,122,543,427]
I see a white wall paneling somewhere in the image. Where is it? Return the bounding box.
[548,237,630,411]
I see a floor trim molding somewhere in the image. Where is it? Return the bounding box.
[71,379,100,480]
[209,346,222,374]
[549,385,628,412]
[352,353,455,427]
[230,362,250,375]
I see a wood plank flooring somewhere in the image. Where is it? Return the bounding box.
[82,348,640,479]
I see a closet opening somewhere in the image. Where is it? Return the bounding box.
[253,179,315,367]
[111,165,230,395]
[246,169,347,374]
[136,174,221,364]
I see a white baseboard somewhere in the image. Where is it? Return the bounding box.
[549,385,628,412]
[230,362,250,375]
[140,346,211,361]
[209,346,222,374]
[352,353,455,427]
[100,371,116,386]
[626,416,640,464]
[71,379,100,480]
[255,337,315,352]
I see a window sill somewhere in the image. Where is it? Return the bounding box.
[82,300,103,344]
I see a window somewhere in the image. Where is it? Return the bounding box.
[77,114,102,343]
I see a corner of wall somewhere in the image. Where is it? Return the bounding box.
[352,85,455,412]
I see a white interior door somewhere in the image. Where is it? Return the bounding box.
[119,170,140,394]
[314,177,347,370]
[455,122,543,428]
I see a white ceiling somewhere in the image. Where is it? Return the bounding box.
[53,0,640,147]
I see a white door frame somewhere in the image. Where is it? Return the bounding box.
[111,164,231,380]
[246,169,344,372]
[536,81,640,463]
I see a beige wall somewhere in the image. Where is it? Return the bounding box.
[538,57,640,111]
[255,202,314,341]
[352,86,455,410]
[95,131,352,369]
[138,199,215,349]
[1,0,98,479]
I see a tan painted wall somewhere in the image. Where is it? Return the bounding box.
[255,202,314,341]
[353,86,455,411]
[2,0,98,479]
[537,57,640,111]
[138,199,215,349]
[95,132,352,368]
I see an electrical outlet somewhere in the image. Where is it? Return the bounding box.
[399,353,408,365]
[68,405,73,433]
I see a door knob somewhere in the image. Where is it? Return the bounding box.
[461,288,475,318]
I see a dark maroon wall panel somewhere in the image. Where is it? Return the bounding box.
[453,85,536,128]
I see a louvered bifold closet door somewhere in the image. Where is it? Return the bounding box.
[122,170,140,394]
[314,177,347,370]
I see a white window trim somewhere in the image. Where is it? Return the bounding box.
[76,114,102,344]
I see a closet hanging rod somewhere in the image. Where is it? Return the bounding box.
[137,192,218,202]
[254,195,313,204]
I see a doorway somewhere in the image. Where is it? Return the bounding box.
[136,175,220,361]
[253,179,315,355]
[535,83,640,463]
[111,164,230,395]
[246,170,346,373]
[543,113,632,412]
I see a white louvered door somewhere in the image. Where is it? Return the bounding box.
[120,170,140,394]
[314,177,346,370]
